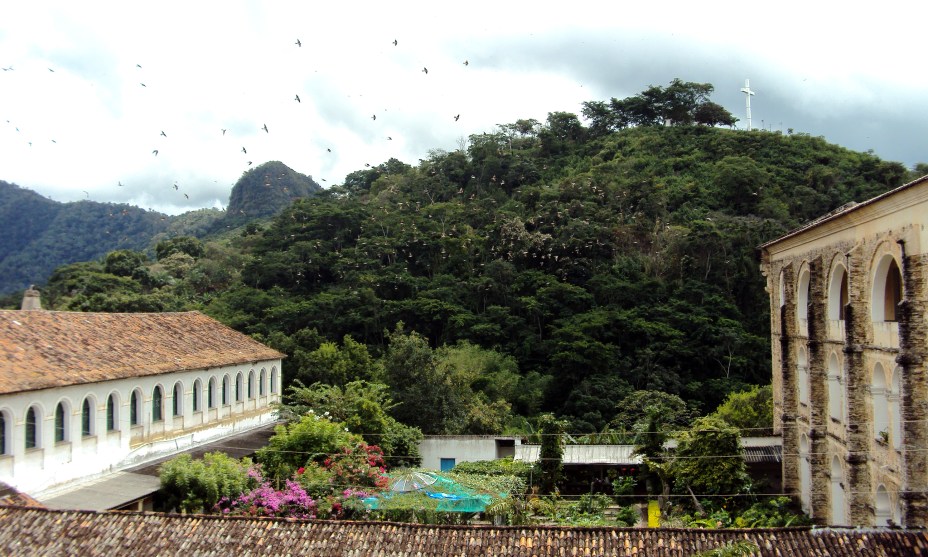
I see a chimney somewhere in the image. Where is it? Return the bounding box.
[21,285,42,311]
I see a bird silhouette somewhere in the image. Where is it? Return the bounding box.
[326,148,331,152]
[387,136,392,140]
[136,64,142,68]
[463,60,469,66]
[372,114,376,120]
[184,193,189,199]
[152,149,159,156]
[294,94,300,102]
[247,161,253,165]
[82,191,89,197]
[454,114,460,121]
[221,129,227,135]
[173,183,178,190]
[48,68,54,72]
[160,131,167,137]
[295,39,301,47]
[118,181,124,187]
[422,67,428,74]
[262,124,268,133]
[1,66,13,71]
[242,146,247,154]
[393,39,398,46]
[140,83,146,87]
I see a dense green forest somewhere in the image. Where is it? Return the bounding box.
[8,81,921,434]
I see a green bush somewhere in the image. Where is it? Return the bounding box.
[157,452,257,514]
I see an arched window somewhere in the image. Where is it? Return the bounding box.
[890,367,902,449]
[0,411,9,455]
[271,367,278,394]
[130,390,141,426]
[872,363,889,442]
[259,369,267,396]
[193,379,202,412]
[248,370,255,399]
[778,269,786,309]
[55,402,67,443]
[152,386,163,422]
[875,485,893,527]
[798,347,810,406]
[799,434,811,515]
[796,267,811,325]
[82,397,93,437]
[25,406,39,449]
[828,264,849,321]
[208,377,216,409]
[872,255,903,322]
[235,373,243,402]
[831,455,847,525]
[222,375,230,405]
[106,394,118,432]
[172,382,183,417]
[828,353,844,422]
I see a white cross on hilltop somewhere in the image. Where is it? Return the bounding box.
[741,79,755,131]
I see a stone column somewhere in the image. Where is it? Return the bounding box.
[806,256,831,521]
[779,264,801,501]
[898,244,928,528]
[844,249,873,526]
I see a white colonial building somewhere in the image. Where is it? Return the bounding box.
[0,304,284,497]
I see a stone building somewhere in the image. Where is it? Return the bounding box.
[759,174,928,527]
[0,300,284,498]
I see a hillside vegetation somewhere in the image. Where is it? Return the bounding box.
[16,82,918,432]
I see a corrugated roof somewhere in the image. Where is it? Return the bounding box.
[517,445,642,465]
[0,310,284,395]
[0,507,925,556]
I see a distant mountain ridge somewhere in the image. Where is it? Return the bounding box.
[0,161,321,294]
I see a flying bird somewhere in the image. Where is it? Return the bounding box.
[372,114,376,120]
[393,39,397,46]
[295,39,301,47]
[140,83,146,87]
[463,60,469,66]
[387,136,392,140]
[422,67,428,74]
[136,64,142,68]
[242,146,247,154]
[83,191,89,197]
[152,149,159,156]
[173,182,178,190]
[221,128,227,135]
[48,68,54,72]
[326,148,331,152]
[262,124,268,133]
[160,131,167,137]
[247,161,253,165]
[184,193,189,199]
[454,114,460,121]
[1,66,12,71]
[294,94,300,102]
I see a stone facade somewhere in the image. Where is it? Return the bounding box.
[760,174,928,527]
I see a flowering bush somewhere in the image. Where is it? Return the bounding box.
[216,478,317,519]
[324,442,389,491]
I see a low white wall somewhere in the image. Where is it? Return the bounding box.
[418,436,520,471]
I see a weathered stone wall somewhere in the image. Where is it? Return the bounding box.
[900,248,928,526]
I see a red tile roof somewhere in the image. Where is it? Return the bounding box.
[0,311,284,395]
[0,507,925,556]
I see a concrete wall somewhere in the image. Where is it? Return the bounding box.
[419,436,520,471]
[0,359,282,496]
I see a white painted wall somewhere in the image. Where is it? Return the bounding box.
[418,436,520,471]
[0,359,282,496]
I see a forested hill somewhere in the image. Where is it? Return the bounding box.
[29,119,916,433]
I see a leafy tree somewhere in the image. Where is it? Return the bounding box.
[155,236,205,260]
[611,390,696,435]
[103,249,147,278]
[710,384,773,435]
[670,415,752,499]
[537,413,567,494]
[257,414,362,480]
[157,452,257,514]
[694,102,737,127]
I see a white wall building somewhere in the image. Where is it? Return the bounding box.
[0,307,284,497]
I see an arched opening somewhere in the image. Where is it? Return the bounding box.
[890,367,902,449]
[130,390,142,426]
[271,367,278,394]
[778,269,786,309]
[828,264,849,321]
[193,379,202,412]
[25,406,40,449]
[222,375,230,405]
[55,402,68,443]
[235,373,243,402]
[875,485,892,527]
[799,434,811,515]
[872,255,903,322]
[828,353,844,422]
[831,455,847,525]
[797,267,811,326]
[152,385,163,422]
[798,346,810,406]
[248,370,255,399]
[872,363,889,442]
[0,410,10,455]
[259,368,267,396]
[106,393,118,432]
[208,377,216,409]
[81,397,94,437]
[172,382,183,417]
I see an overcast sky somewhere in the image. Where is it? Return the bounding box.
[1,1,925,215]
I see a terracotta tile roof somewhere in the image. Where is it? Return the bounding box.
[0,507,925,556]
[0,311,284,395]
[0,483,44,509]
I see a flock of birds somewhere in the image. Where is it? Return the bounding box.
[1,36,474,211]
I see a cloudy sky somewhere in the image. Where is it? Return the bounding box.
[1,1,925,215]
